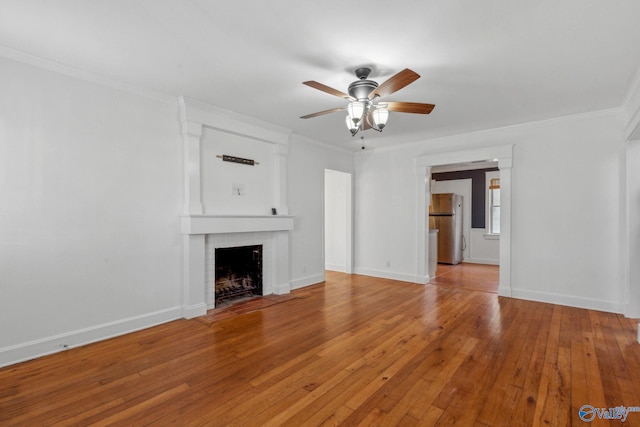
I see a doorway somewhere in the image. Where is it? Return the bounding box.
[430,173,500,294]
[324,169,353,273]
[416,145,513,297]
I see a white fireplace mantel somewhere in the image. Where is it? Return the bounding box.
[181,214,294,235]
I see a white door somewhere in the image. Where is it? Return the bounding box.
[325,170,353,273]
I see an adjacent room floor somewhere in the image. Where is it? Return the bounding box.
[429,262,499,294]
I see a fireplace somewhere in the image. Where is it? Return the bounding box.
[214,245,263,305]
[179,97,294,318]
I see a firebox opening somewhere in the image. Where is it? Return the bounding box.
[215,245,263,306]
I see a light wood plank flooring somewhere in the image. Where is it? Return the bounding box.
[1,272,639,425]
[429,263,499,294]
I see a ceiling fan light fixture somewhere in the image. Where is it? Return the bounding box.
[345,114,359,135]
[347,101,366,125]
[372,106,389,130]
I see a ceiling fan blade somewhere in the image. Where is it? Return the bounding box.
[303,81,354,100]
[300,106,346,119]
[383,101,435,114]
[369,69,420,99]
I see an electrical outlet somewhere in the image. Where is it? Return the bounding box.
[385,260,391,268]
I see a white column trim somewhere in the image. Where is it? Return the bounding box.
[625,139,640,318]
[181,121,204,215]
[182,234,207,318]
[497,157,513,297]
[273,144,289,215]
[416,165,430,283]
[623,68,640,318]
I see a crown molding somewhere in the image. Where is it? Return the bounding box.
[0,45,176,105]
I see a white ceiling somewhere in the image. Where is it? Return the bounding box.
[2,0,640,150]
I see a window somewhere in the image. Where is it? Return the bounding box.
[488,177,500,234]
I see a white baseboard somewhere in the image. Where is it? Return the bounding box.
[498,285,512,297]
[290,273,324,290]
[625,303,640,319]
[511,288,625,314]
[182,303,207,319]
[463,258,500,265]
[274,282,292,294]
[0,306,182,368]
[353,267,421,284]
[325,264,346,272]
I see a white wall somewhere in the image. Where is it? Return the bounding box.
[354,149,421,282]
[355,110,628,313]
[0,58,183,366]
[288,136,354,288]
[469,229,500,265]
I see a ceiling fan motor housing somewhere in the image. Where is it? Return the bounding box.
[348,79,378,100]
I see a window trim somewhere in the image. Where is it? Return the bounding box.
[485,171,501,238]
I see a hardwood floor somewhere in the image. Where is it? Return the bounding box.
[429,263,499,294]
[1,272,639,425]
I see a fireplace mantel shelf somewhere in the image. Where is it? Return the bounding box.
[181,214,295,235]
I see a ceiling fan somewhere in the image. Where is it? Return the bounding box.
[300,67,435,136]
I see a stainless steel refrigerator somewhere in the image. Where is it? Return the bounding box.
[429,193,463,265]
